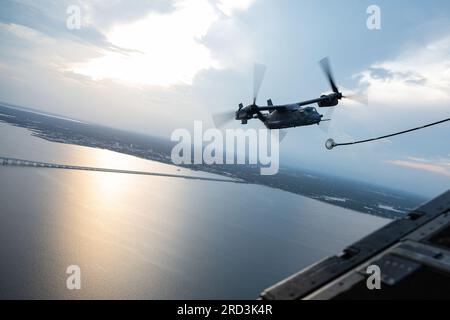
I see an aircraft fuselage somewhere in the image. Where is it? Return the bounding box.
[262,107,323,129]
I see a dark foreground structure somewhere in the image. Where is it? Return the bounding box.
[261,190,450,300]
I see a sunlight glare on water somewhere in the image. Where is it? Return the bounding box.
[0,122,389,299]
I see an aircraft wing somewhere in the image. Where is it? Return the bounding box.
[261,189,450,300]
[258,104,301,112]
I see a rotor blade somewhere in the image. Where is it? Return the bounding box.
[344,92,369,105]
[269,129,288,143]
[253,63,267,105]
[212,111,235,128]
[318,107,335,133]
[319,57,339,94]
[319,120,331,134]
[325,106,336,119]
[279,129,288,142]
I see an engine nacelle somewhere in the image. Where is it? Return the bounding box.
[318,95,339,107]
[236,105,255,121]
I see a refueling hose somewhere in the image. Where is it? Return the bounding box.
[325,117,450,150]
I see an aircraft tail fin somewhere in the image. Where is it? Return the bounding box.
[267,99,275,113]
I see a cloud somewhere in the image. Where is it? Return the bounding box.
[82,0,176,26]
[0,0,117,52]
[0,22,101,69]
[357,36,450,109]
[0,0,257,88]
[215,0,256,16]
[386,156,450,177]
[0,0,259,136]
[71,0,256,87]
[0,1,186,56]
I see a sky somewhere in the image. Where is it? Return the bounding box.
[0,0,449,197]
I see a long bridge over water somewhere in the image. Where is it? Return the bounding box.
[0,156,244,184]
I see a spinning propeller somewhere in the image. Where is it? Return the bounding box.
[319,57,368,106]
[212,63,267,128]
